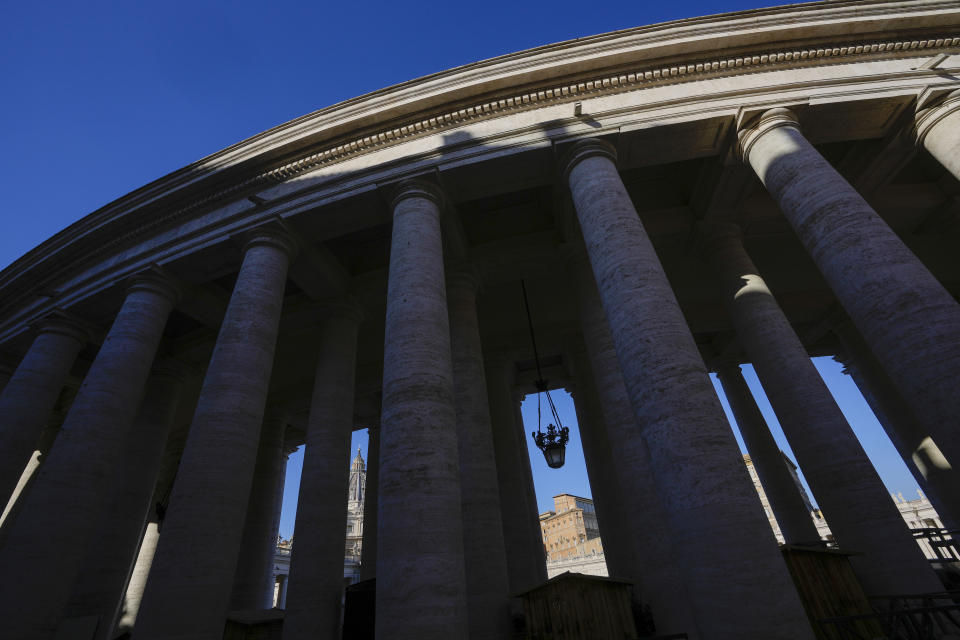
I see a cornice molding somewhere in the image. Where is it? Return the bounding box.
[3,11,960,328]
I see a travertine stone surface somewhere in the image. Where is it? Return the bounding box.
[914,89,960,181]
[0,316,87,507]
[702,225,940,594]
[511,394,548,585]
[0,269,179,640]
[567,252,695,637]
[231,413,288,610]
[377,182,468,640]
[715,364,820,545]
[562,138,813,639]
[565,373,637,582]
[133,228,295,640]
[834,321,960,530]
[283,307,361,640]
[359,424,379,582]
[447,270,511,640]
[740,107,960,488]
[64,361,187,639]
[486,357,547,593]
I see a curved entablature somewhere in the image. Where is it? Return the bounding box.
[2,0,960,345]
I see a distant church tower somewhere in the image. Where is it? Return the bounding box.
[345,447,365,582]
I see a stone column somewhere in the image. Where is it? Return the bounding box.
[486,357,546,593]
[283,305,362,640]
[359,424,379,582]
[0,269,179,640]
[511,391,548,584]
[739,107,960,477]
[116,378,201,635]
[701,224,941,594]
[64,360,189,638]
[566,251,694,636]
[447,270,511,640]
[231,413,289,610]
[0,314,87,507]
[562,138,812,638]
[833,320,960,530]
[133,227,296,640]
[913,89,960,181]
[564,371,636,581]
[715,363,820,545]
[376,181,468,640]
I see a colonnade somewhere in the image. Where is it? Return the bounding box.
[0,96,958,640]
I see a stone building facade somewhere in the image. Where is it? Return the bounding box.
[2,3,960,638]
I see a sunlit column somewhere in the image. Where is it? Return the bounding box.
[0,268,179,640]
[376,181,468,640]
[0,314,87,507]
[447,270,511,640]
[714,363,820,544]
[562,138,812,638]
[833,320,960,530]
[740,107,960,481]
[700,223,939,593]
[283,304,362,639]
[134,226,296,640]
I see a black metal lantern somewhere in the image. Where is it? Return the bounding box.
[522,281,570,469]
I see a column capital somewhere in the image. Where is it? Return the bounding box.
[31,311,90,345]
[736,107,802,164]
[912,88,960,146]
[127,265,182,306]
[559,138,617,182]
[389,178,445,211]
[242,224,299,261]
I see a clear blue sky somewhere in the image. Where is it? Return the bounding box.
[0,1,922,540]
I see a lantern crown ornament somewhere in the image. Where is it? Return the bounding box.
[521,281,570,469]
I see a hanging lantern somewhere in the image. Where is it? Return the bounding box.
[522,281,570,469]
[533,423,570,469]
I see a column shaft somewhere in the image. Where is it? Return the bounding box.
[0,271,178,640]
[511,393,547,585]
[133,229,295,640]
[567,254,695,636]
[231,414,288,610]
[359,425,379,582]
[0,317,86,506]
[563,139,812,639]
[65,363,187,638]
[448,272,511,640]
[834,321,960,530]
[376,182,468,640]
[740,108,960,479]
[715,365,820,544]
[486,358,546,593]
[565,367,636,581]
[283,310,360,639]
